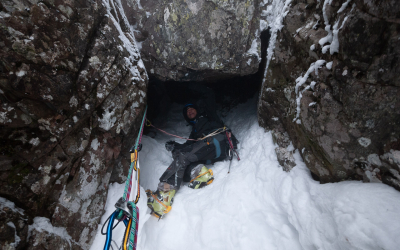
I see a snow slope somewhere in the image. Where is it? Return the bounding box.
[90,97,400,250]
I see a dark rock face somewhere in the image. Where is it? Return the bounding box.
[125,0,263,81]
[259,0,400,190]
[0,198,29,250]
[0,0,147,249]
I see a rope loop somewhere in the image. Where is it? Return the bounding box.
[146,118,227,141]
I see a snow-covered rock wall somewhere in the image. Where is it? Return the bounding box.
[0,0,147,249]
[259,0,400,190]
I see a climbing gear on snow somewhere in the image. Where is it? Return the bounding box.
[102,106,147,250]
[188,166,214,189]
[146,189,176,219]
[226,131,240,173]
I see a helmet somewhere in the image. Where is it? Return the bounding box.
[182,103,198,123]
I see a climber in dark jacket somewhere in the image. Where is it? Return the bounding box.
[146,83,237,218]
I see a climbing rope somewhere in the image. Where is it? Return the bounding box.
[102,106,147,250]
[146,119,227,141]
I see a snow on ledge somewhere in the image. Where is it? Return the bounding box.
[0,197,25,215]
[7,222,21,247]
[28,217,74,247]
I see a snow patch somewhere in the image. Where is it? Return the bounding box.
[89,56,101,66]
[368,154,382,167]
[246,38,261,62]
[7,222,21,247]
[0,197,25,215]
[42,95,53,101]
[310,81,317,90]
[55,162,63,170]
[337,0,351,13]
[247,58,252,66]
[358,137,371,147]
[69,96,78,107]
[326,61,333,70]
[322,44,330,54]
[16,70,26,77]
[91,138,100,151]
[28,217,73,246]
[29,137,40,146]
[318,0,351,55]
[293,60,325,122]
[260,20,268,31]
[266,88,275,92]
[98,108,116,131]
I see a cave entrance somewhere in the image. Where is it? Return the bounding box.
[146,30,270,128]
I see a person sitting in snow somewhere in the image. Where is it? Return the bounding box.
[146,83,238,218]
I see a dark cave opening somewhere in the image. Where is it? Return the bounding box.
[146,29,271,127]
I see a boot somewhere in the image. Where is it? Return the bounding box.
[146,189,176,219]
[188,166,214,189]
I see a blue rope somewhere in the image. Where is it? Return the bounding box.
[103,211,118,250]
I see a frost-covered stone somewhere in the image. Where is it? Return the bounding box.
[0,0,147,249]
[258,0,400,190]
[0,197,29,250]
[275,147,296,172]
[271,130,291,149]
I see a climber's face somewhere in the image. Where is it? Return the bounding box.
[187,107,197,120]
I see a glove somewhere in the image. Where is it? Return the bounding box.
[165,140,175,152]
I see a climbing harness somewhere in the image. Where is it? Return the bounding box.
[102,106,147,250]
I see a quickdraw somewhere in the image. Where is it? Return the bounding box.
[102,106,147,250]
